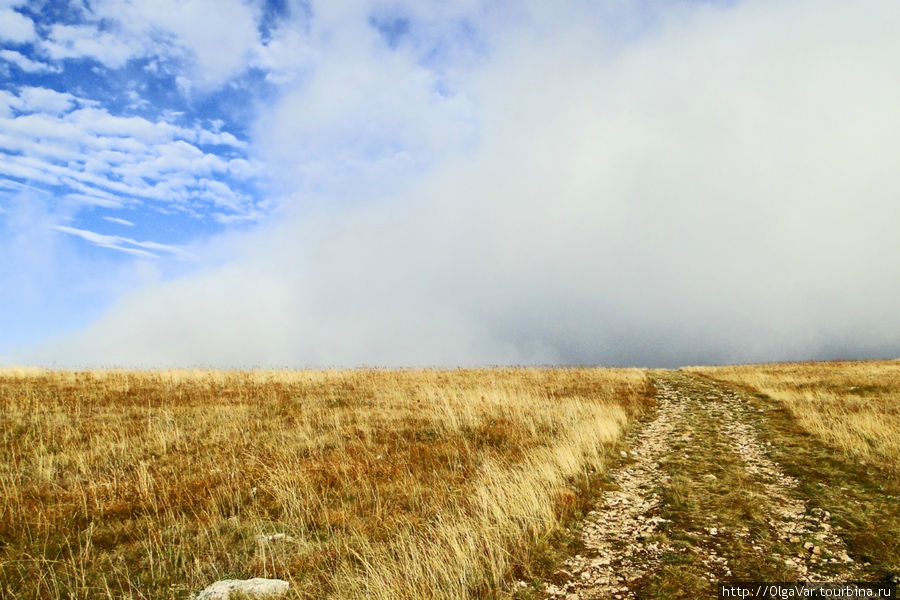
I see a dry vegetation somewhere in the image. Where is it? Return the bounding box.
[687,360,900,477]
[0,367,652,600]
[687,360,900,577]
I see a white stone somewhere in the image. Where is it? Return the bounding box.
[256,533,298,544]
[195,578,289,599]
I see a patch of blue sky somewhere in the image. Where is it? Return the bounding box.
[259,0,298,41]
[192,68,278,140]
[0,297,106,357]
[369,14,411,50]
[17,0,84,28]
[55,61,128,102]
[11,54,253,140]
[69,202,226,249]
[2,74,262,252]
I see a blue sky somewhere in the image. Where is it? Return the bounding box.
[1,0,282,351]
[2,0,900,367]
[1,0,474,352]
[2,1,278,242]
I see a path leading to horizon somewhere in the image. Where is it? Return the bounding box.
[539,373,869,600]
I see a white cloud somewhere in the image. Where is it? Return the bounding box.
[0,7,35,43]
[252,9,476,200]
[0,87,258,219]
[45,0,264,90]
[62,192,127,209]
[0,49,60,73]
[53,225,193,260]
[43,24,141,68]
[253,25,314,85]
[0,156,59,185]
[0,89,15,116]
[102,216,135,226]
[175,75,192,97]
[130,0,260,89]
[18,0,900,367]
[18,86,78,115]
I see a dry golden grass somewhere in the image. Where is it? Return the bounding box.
[687,360,900,477]
[0,368,652,600]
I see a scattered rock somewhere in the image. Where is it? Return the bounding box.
[619,451,629,458]
[256,533,298,544]
[543,582,564,596]
[194,578,289,599]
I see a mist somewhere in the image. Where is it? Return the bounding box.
[15,0,900,368]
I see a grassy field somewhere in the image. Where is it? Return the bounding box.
[688,360,900,577]
[687,360,900,479]
[4,361,896,599]
[0,368,652,600]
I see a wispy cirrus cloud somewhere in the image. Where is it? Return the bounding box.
[102,216,135,227]
[53,225,193,260]
[0,86,262,220]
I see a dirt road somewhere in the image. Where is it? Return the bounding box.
[539,373,869,600]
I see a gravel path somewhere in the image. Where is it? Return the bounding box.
[690,376,860,581]
[537,374,862,600]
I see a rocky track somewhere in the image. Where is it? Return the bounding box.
[538,373,865,600]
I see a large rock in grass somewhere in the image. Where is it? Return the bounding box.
[194,578,289,599]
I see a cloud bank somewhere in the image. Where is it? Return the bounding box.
[16,0,900,368]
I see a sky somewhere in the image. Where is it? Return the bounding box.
[1,0,899,368]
